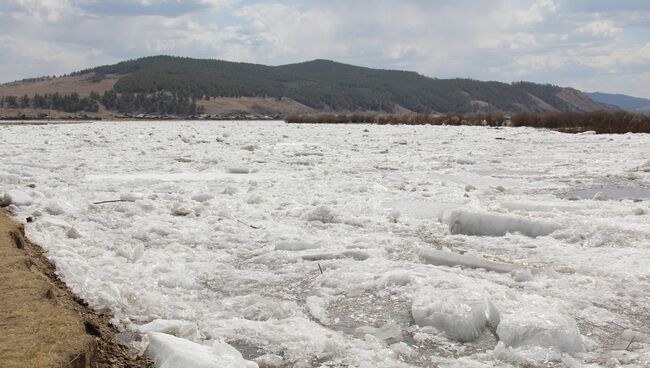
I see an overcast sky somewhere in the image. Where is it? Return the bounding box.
[1,0,649,98]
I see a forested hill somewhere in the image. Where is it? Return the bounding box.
[69,56,604,114]
[1,55,608,116]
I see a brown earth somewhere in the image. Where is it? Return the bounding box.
[0,210,152,368]
[0,74,119,98]
[0,107,111,120]
[198,96,316,115]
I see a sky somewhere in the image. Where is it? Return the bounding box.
[1,0,649,98]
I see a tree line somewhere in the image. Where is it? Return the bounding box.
[99,91,203,115]
[285,110,650,134]
[0,91,204,115]
[0,93,99,113]
[510,110,650,134]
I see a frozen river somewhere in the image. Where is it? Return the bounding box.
[1,121,649,367]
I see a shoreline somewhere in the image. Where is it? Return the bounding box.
[0,121,94,126]
[0,210,152,368]
[0,118,281,125]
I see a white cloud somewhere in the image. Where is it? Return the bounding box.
[579,19,622,38]
[0,0,648,98]
[0,34,116,82]
[9,0,76,22]
[581,42,650,68]
[513,0,558,25]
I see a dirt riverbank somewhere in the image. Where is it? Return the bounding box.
[0,210,152,368]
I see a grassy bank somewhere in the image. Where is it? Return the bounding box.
[0,211,151,368]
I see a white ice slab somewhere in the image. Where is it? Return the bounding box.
[418,248,519,273]
[145,332,258,368]
[497,305,584,355]
[2,189,33,206]
[412,287,499,342]
[445,209,560,237]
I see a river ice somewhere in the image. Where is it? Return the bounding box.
[1,121,649,367]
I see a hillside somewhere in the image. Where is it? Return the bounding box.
[1,55,608,117]
[587,92,650,114]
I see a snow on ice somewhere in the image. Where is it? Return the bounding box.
[1,121,650,367]
[444,209,560,237]
[2,189,33,206]
[145,332,258,368]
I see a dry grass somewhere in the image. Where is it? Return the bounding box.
[0,107,111,120]
[0,211,152,368]
[285,113,508,126]
[0,74,119,98]
[511,110,650,134]
[0,213,93,367]
[198,96,316,115]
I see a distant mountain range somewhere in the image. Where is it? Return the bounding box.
[587,92,650,114]
[0,55,638,117]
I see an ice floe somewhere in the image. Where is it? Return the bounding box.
[411,287,499,342]
[2,189,33,206]
[2,121,649,367]
[418,248,519,273]
[144,332,258,368]
[444,209,560,237]
[496,302,584,356]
